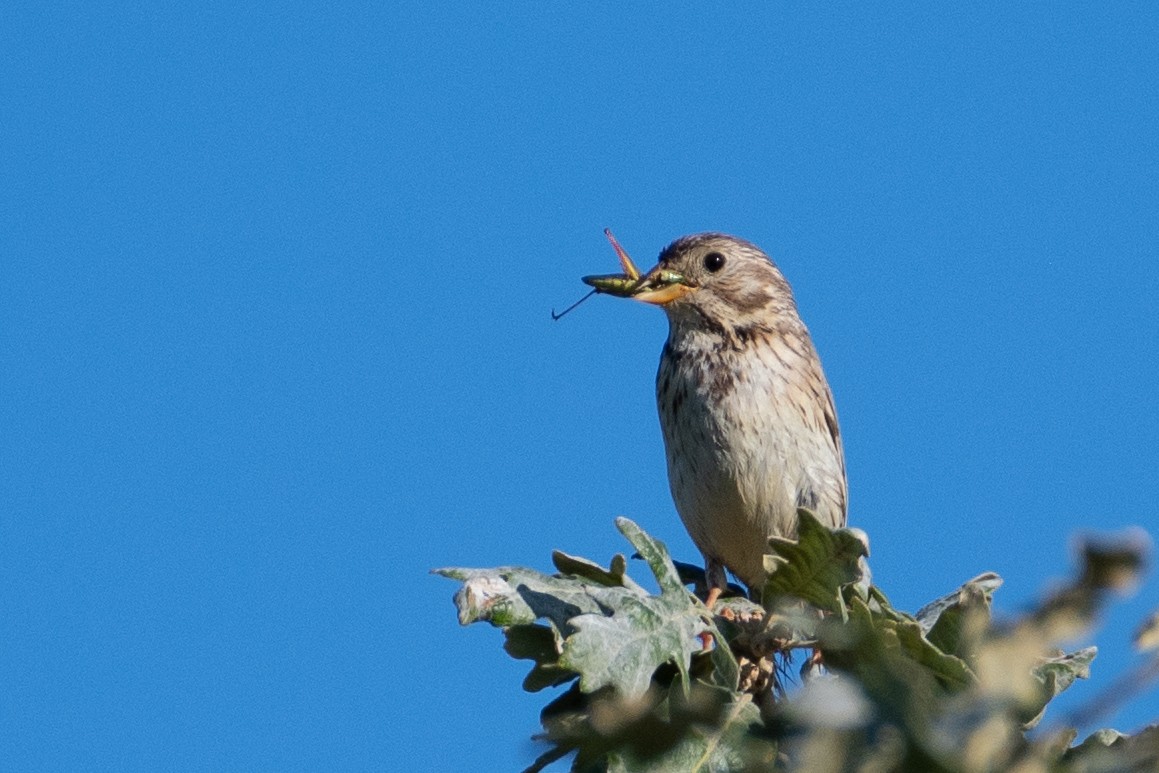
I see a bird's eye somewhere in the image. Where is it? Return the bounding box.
[703,252,726,273]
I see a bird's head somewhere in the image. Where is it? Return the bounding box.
[628,233,801,334]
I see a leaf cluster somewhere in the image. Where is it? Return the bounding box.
[436,513,1158,772]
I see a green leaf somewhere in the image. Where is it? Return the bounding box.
[915,572,1003,661]
[438,520,739,701]
[850,584,977,694]
[555,519,740,700]
[818,597,940,735]
[553,550,642,591]
[1064,724,1159,771]
[560,589,709,699]
[888,610,977,692]
[615,517,687,596]
[619,517,739,693]
[433,565,627,629]
[760,509,868,617]
[560,556,713,699]
[503,624,577,692]
[603,691,770,772]
[537,681,771,773]
[1021,646,1097,728]
[820,593,976,742]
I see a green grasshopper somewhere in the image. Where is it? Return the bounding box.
[582,273,641,296]
[581,229,642,296]
[553,229,687,319]
[582,229,685,296]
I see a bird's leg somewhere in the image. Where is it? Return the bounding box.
[704,557,729,610]
[704,586,723,609]
[696,559,730,652]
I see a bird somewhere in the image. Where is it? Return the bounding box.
[590,233,847,607]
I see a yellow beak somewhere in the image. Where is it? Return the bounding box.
[630,268,695,306]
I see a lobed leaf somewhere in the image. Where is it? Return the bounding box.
[916,572,1003,662]
[760,509,868,618]
[504,624,577,692]
[603,692,769,772]
[433,565,638,629]
[552,550,642,591]
[560,593,709,699]
[1021,646,1097,729]
[615,517,686,596]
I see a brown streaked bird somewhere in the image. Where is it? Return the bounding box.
[592,233,846,606]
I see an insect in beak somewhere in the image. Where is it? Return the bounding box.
[553,230,694,320]
[583,230,694,304]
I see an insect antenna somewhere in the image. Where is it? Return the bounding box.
[551,289,597,321]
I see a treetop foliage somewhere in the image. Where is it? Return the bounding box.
[436,512,1158,772]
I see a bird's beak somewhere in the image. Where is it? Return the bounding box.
[581,266,695,304]
[629,266,696,306]
[580,230,695,305]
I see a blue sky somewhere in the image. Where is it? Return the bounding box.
[4,3,1157,770]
